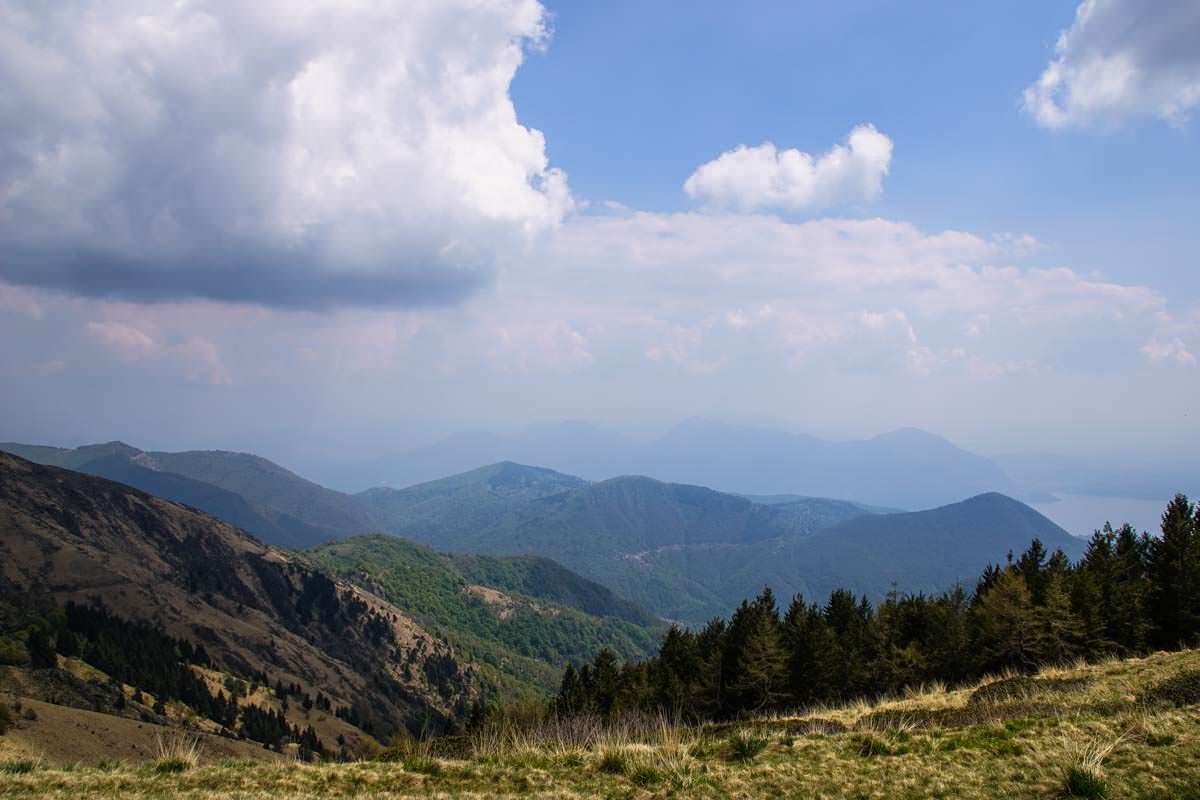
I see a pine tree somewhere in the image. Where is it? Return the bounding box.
[1148,494,1199,648]
[1034,569,1083,664]
[972,568,1038,672]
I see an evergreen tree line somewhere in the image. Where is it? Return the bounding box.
[239,704,326,759]
[56,601,237,726]
[555,494,1200,721]
[8,600,330,756]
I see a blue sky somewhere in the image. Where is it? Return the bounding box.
[513,1,1199,293]
[0,0,1198,477]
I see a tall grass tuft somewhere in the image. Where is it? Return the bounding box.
[153,732,203,774]
[0,758,43,775]
[727,729,769,763]
[1063,765,1107,799]
[1061,734,1123,799]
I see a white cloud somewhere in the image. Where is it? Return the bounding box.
[1024,0,1200,129]
[85,321,159,361]
[84,317,231,383]
[683,125,893,211]
[0,0,570,307]
[1142,337,1197,365]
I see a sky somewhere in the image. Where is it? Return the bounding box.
[0,0,1198,475]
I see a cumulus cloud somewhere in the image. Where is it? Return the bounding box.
[1023,0,1200,129]
[683,125,893,211]
[84,315,230,383]
[85,321,159,361]
[0,0,570,308]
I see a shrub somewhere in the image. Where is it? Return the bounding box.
[727,730,769,763]
[0,638,28,667]
[1139,669,1200,708]
[0,702,11,735]
[1063,765,1108,799]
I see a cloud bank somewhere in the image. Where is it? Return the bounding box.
[0,0,570,308]
[683,125,893,211]
[1024,0,1200,129]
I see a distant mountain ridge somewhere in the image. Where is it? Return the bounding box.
[380,477,1082,623]
[337,420,1017,509]
[1,439,1080,625]
[0,441,370,547]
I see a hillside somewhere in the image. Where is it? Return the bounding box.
[367,472,875,622]
[4,648,1198,798]
[307,536,664,698]
[641,492,1088,614]
[0,452,478,739]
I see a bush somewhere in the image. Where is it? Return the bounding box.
[0,759,42,774]
[0,702,11,735]
[1140,669,1200,708]
[1063,765,1108,799]
[0,638,29,666]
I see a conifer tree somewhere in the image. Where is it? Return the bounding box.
[972,568,1037,672]
[1148,494,1199,647]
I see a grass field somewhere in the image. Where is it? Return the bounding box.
[1,648,1198,799]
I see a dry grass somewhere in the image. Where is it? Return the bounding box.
[0,648,1198,799]
[152,733,203,773]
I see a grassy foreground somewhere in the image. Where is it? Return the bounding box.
[2,648,1198,799]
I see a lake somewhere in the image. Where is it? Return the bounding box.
[1031,492,1178,539]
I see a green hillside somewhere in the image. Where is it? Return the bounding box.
[306,536,665,699]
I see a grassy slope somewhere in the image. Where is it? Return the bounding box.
[307,536,665,698]
[3,648,1197,798]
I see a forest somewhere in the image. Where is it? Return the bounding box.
[554,494,1200,721]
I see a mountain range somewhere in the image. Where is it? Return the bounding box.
[1,440,1084,624]
[0,452,665,735]
[361,469,1083,622]
[320,420,1019,510]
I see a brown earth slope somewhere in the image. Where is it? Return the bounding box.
[0,452,480,737]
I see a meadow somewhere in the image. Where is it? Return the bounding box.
[2,648,1197,799]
